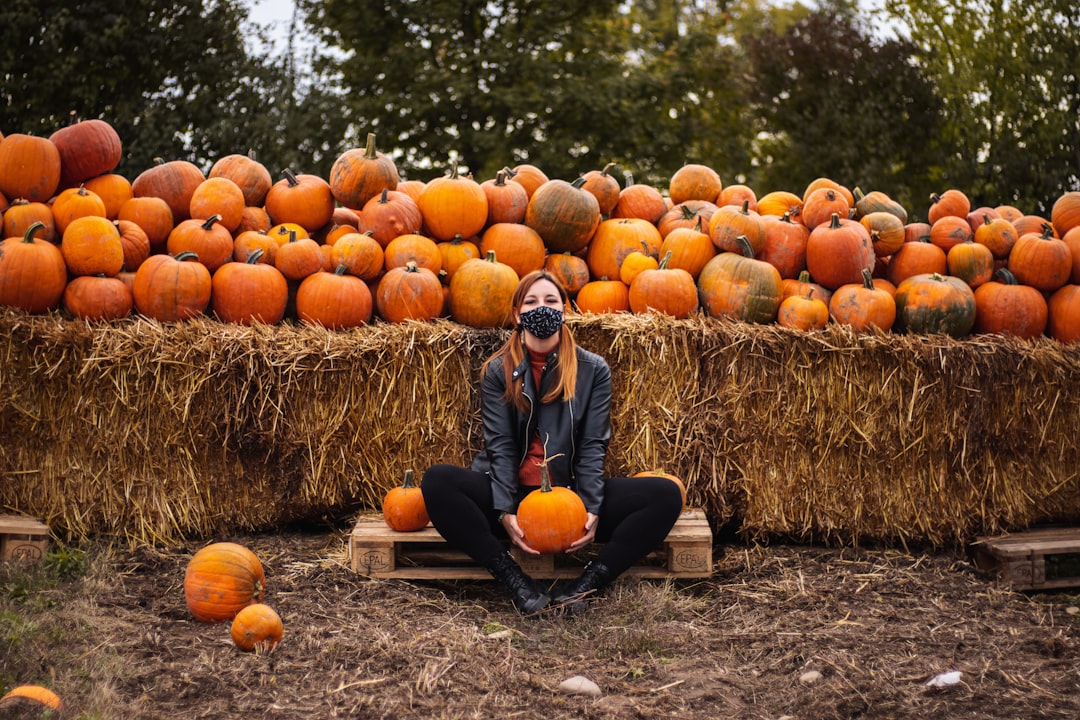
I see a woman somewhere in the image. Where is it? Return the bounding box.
[421,270,683,615]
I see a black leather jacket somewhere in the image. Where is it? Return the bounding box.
[470,345,612,516]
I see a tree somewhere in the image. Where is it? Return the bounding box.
[303,0,757,185]
[742,4,944,213]
[0,0,340,179]
[882,0,1080,213]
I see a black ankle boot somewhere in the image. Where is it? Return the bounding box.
[484,550,550,615]
[552,561,612,613]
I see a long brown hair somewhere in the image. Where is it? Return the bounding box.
[482,270,579,413]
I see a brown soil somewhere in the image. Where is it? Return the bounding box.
[1,527,1078,719]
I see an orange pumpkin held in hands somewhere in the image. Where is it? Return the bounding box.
[231,603,284,653]
[382,469,430,532]
[516,463,587,554]
[184,542,266,623]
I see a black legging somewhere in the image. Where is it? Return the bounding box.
[421,463,684,578]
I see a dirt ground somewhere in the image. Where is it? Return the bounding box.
[1,525,1078,720]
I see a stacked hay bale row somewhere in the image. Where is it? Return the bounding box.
[2,307,1078,548]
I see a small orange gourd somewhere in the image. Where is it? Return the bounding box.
[231,603,284,652]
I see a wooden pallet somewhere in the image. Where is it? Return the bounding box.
[0,515,50,563]
[971,526,1080,591]
[350,508,713,580]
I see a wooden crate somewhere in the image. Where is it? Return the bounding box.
[972,526,1080,591]
[0,515,50,564]
[350,509,713,580]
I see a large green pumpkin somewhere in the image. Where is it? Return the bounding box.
[696,236,782,324]
[893,272,976,338]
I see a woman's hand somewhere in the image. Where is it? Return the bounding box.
[567,512,599,552]
[501,513,543,555]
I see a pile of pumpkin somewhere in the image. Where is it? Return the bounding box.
[2,119,1079,341]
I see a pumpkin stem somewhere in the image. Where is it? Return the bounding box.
[829,213,842,229]
[21,221,45,243]
[483,249,498,263]
[334,263,348,276]
[175,251,200,262]
[860,268,874,289]
[495,170,508,185]
[246,248,265,265]
[571,176,587,189]
[201,214,223,231]
[405,260,419,273]
[600,162,617,176]
[282,168,300,186]
[735,235,755,259]
[364,132,379,159]
[379,187,390,203]
[658,250,673,270]
[993,267,1017,284]
[448,160,460,179]
[401,469,417,489]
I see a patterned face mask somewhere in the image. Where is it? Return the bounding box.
[518,305,564,339]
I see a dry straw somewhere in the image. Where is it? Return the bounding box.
[1,307,1077,548]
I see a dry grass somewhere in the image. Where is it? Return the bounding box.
[2,529,1079,719]
[2,308,1079,549]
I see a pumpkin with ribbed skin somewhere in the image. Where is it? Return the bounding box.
[448,250,519,328]
[274,230,325,281]
[781,270,833,307]
[211,250,289,325]
[587,217,662,281]
[265,169,335,232]
[886,236,947,286]
[929,215,974,254]
[974,214,1019,259]
[296,265,374,329]
[852,187,907,223]
[516,464,587,554]
[1051,191,1080,237]
[610,176,667,224]
[84,172,134,219]
[0,222,68,313]
[480,223,546,279]
[861,211,906,258]
[184,542,266,624]
[481,169,529,225]
[708,199,766,255]
[525,177,601,254]
[52,185,107,235]
[628,251,698,318]
[946,239,994,288]
[331,231,385,280]
[803,177,853,206]
[132,251,212,322]
[231,603,284,653]
[49,118,122,188]
[620,250,659,286]
[800,187,850,230]
[190,176,246,232]
[805,213,875,290]
[777,289,829,330]
[505,163,549,199]
[668,163,722,205]
[61,215,124,277]
[1047,285,1080,344]
[418,161,489,242]
[697,235,783,324]
[376,261,444,322]
[659,217,716,280]
[438,235,481,281]
[657,200,719,239]
[0,684,63,712]
[0,133,61,202]
[233,230,278,265]
[167,215,233,273]
[382,469,430,531]
[927,189,970,223]
[757,190,803,220]
[580,162,622,215]
[759,213,808,279]
[972,268,1047,339]
[118,196,174,253]
[132,158,205,223]
[384,233,442,274]
[2,199,56,243]
[575,278,630,314]
[1008,223,1072,292]
[718,183,758,212]
[894,272,976,337]
[63,274,133,321]
[209,152,273,207]
[544,252,590,297]
[330,133,400,211]
[357,188,423,248]
[829,268,897,332]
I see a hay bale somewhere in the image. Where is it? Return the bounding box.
[1,307,1078,548]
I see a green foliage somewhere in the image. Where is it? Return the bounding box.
[742,6,943,213]
[883,0,1080,212]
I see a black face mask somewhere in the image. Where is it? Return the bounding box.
[519,305,563,339]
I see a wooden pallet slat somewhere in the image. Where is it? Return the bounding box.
[0,515,51,563]
[350,509,713,580]
[972,526,1080,591]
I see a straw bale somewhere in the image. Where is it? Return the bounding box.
[1,307,1078,548]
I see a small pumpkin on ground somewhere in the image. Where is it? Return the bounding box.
[382,469,430,532]
[231,603,284,653]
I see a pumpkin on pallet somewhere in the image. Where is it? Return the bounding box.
[382,469,429,532]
